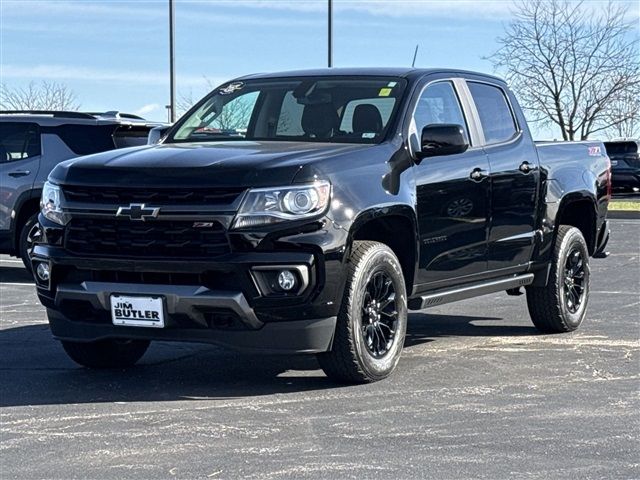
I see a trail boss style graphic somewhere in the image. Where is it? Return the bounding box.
[32,68,611,382]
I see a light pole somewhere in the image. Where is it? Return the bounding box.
[169,0,176,122]
[328,0,333,67]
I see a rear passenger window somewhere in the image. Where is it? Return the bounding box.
[0,122,41,163]
[467,82,517,144]
[49,124,117,155]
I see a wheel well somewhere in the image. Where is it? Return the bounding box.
[14,198,40,248]
[557,199,596,254]
[352,215,416,294]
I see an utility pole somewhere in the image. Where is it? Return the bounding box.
[169,0,176,122]
[328,0,333,67]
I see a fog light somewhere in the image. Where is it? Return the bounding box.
[277,270,296,291]
[36,262,50,282]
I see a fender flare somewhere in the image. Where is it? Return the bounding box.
[344,204,420,291]
[554,191,598,251]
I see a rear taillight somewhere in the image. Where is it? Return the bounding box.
[605,155,612,199]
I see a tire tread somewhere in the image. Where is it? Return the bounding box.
[318,241,397,383]
[526,225,588,333]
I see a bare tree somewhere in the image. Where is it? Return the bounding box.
[176,89,196,118]
[602,89,640,139]
[0,81,80,111]
[178,77,255,131]
[209,95,255,131]
[490,0,640,140]
[177,77,217,117]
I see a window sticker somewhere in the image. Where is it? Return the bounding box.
[378,87,392,97]
[219,82,244,95]
[362,132,376,138]
[387,82,397,87]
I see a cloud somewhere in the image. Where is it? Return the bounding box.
[134,103,162,117]
[1,64,227,88]
[3,0,636,25]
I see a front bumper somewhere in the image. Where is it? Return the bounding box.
[47,307,336,354]
[32,243,342,353]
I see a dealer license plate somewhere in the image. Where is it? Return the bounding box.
[111,295,165,328]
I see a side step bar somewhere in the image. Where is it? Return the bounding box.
[408,274,534,310]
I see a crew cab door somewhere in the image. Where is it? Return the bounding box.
[465,81,540,271]
[410,80,490,287]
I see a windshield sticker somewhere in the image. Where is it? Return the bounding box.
[362,132,376,138]
[387,81,397,87]
[378,87,392,97]
[219,82,244,95]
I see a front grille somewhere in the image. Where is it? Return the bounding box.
[65,218,230,258]
[63,185,245,206]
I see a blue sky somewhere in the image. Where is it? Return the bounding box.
[1,0,638,139]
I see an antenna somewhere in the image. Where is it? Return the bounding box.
[411,44,419,68]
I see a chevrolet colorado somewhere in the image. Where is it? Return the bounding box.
[31,68,611,383]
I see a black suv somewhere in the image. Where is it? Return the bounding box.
[32,69,610,383]
[604,140,640,193]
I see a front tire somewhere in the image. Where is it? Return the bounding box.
[61,339,150,369]
[18,212,39,273]
[317,241,407,383]
[526,225,590,333]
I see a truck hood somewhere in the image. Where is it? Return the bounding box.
[49,141,371,188]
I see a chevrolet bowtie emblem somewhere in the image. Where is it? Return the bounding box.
[116,203,160,221]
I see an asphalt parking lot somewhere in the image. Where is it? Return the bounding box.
[1,219,638,479]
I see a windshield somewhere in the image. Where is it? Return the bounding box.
[169,76,407,144]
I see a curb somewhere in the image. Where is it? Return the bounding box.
[608,210,640,220]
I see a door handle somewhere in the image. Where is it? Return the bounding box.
[469,168,488,182]
[519,161,536,174]
[8,170,31,178]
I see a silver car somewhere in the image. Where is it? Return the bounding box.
[0,110,162,271]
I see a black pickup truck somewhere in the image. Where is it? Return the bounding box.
[32,68,611,383]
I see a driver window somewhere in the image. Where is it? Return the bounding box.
[414,82,469,144]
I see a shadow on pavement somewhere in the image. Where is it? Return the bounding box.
[0,265,34,284]
[405,313,538,347]
[0,313,538,408]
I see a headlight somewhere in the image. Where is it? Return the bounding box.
[41,181,69,225]
[232,181,331,229]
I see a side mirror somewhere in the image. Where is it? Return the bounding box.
[147,125,172,145]
[416,124,469,161]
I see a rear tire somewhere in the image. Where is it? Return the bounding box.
[526,225,590,333]
[18,212,39,273]
[317,241,407,383]
[61,339,150,369]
